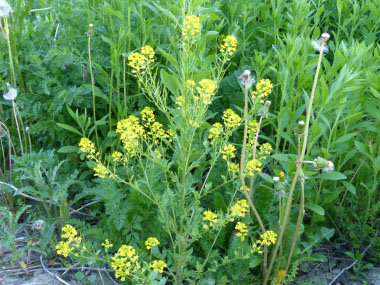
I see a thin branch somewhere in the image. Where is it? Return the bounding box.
[328,243,371,285]
[40,255,72,285]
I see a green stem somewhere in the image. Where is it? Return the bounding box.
[264,40,326,284]
[88,27,99,146]
[285,181,304,272]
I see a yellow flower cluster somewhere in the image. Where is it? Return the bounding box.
[258,143,272,160]
[186,80,196,89]
[276,270,287,285]
[141,106,155,123]
[140,107,172,144]
[102,239,113,249]
[145,237,160,250]
[128,45,155,75]
[246,159,262,176]
[227,162,239,175]
[222,109,241,128]
[182,15,201,42]
[55,225,82,258]
[94,163,109,178]
[175,96,185,109]
[208,122,223,144]
[221,144,236,161]
[202,210,218,230]
[252,79,273,103]
[196,79,217,105]
[111,245,140,282]
[231,200,249,218]
[79,138,95,154]
[150,260,167,273]
[248,120,259,146]
[260,230,277,246]
[235,222,248,241]
[111,151,123,162]
[116,116,144,156]
[251,231,277,255]
[220,35,238,58]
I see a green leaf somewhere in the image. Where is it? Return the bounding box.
[354,140,371,159]
[88,273,97,283]
[258,172,273,183]
[305,203,325,216]
[299,253,327,263]
[158,48,179,70]
[316,171,346,180]
[333,132,357,145]
[373,156,380,173]
[271,153,290,163]
[57,146,79,153]
[75,272,85,281]
[56,123,82,136]
[160,69,179,96]
[342,181,356,194]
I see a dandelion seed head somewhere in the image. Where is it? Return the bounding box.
[3,83,17,101]
[312,39,329,53]
[238,70,254,88]
[0,0,13,17]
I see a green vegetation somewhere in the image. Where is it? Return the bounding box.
[0,0,379,284]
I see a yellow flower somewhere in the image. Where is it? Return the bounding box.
[246,159,262,176]
[203,210,218,224]
[248,120,259,145]
[55,225,81,258]
[175,96,185,108]
[235,222,248,241]
[227,161,239,175]
[240,185,251,193]
[182,15,201,42]
[55,241,73,258]
[220,35,238,58]
[128,45,155,75]
[222,109,241,128]
[251,240,263,254]
[79,138,95,154]
[258,143,272,160]
[141,106,155,123]
[111,245,140,281]
[116,116,144,156]
[94,163,109,178]
[111,151,123,162]
[276,270,287,285]
[140,45,155,61]
[260,231,277,246]
[208,122,223,144]
[231,200,249,218]
[196,79,217,105]
[145,237,160,250]
[102,239,113,249]
[221,144,236,161]
[186,80,196,89]
[252,79,273,102]
[150,260,167,273]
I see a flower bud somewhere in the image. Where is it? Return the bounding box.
[321,32,330,43]
[257,100,271,118]
[273,176,284,192]
[313,157,334,172]
[88,24,94,36]
[294,120,305,137]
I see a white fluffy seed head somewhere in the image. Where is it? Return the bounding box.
[3,83,17,101]
[0,0,13,17]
